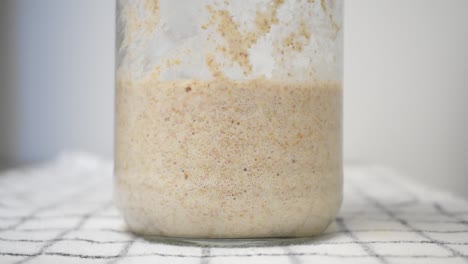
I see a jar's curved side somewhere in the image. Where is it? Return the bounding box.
[114,0,343,238]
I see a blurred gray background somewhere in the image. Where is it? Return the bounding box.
[1,0,467,197]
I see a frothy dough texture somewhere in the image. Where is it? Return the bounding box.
[115,78,342,238]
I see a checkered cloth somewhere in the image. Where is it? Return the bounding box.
[0,153,467,264]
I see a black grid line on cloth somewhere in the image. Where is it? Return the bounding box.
[0,253,34,257]
[3,251,468,259]
[106,238,137,264]
[13,200,113,264]
[0,183,104,232]
[2,237,468,246]
[11,227,128,233]
[10,227,468,234]
[336,218,389,264]
[351,183,468,263]
[0,237,133,244]
[283,247,301,264]
[343,211,468,216]
[10,227,128,233]
[338,217,465,224]
[200,247,211,264]
[434,203,468,226]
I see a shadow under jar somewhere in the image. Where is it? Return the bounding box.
[115,0,343,238]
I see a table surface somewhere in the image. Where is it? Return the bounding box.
[0,153,467,264]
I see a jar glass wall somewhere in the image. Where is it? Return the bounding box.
[115,0,343,238]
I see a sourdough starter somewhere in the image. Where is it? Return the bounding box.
[115,0,343,237]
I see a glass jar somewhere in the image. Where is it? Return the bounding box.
[115,0,343,238]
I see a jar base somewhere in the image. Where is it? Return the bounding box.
[131,235,332,248]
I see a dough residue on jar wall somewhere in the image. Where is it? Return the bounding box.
[116,0,342,82]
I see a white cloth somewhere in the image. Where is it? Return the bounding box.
[0,153,467,264]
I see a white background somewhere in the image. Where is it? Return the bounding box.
[1,0,467,197]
